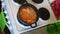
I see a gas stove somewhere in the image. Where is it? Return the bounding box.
[3,0,57,34]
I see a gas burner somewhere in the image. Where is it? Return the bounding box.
[13,0,26,4]
[39,8,50,20]
[32,0,43,4]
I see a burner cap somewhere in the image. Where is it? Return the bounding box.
[32,0,43,4]
[39,8,50,20]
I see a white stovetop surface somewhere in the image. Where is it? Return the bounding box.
[4,0,57,34]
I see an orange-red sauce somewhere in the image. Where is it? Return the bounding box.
[18,6,37,24]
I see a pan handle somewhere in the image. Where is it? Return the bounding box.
[30,23,37,28]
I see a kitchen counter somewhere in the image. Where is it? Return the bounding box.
[0,27,47,34]
[22,27,47,34]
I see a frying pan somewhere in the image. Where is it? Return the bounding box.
[17,2,39,28]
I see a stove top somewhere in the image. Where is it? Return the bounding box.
[4,0,57,34]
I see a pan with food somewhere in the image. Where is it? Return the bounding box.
[17,3,39,28]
